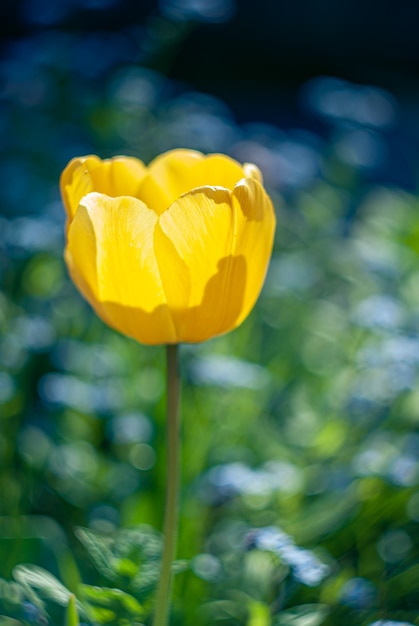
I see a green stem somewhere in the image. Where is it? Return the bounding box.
[153,344,181,626]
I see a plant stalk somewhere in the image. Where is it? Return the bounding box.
[153,344,181,626]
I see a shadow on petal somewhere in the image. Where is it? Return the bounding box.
[96,255,246,345]
[176,255,247,342]
[99,301,179,345]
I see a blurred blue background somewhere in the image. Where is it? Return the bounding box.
[1,0,419,220]
[2,1,419,625]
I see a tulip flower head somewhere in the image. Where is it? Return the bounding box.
[60,149,276,345]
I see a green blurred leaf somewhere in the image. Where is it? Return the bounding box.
[247,600,271,626]
[0,580,25,605]
[75,525,168,600]
[86,606,116,623]
[75,525,163,576]
[0,576,48,624]
[58,546,83,595]
[74,528,115,580]
[65,594,80,626]
[80,584,144,616]
[273,605,329,626]
[13,565,70,605]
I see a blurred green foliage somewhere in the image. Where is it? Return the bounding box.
[1,6,419,626]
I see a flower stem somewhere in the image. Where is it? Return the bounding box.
[153,344,181,626]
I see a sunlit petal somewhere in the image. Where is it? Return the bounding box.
[243,162,264,184]
[89,156,147,197]
[60,155,147,223]
[140,149,245,214]
[60,155,101,223]
[66,192,177,344]
[231,177,276,326]
[155,186,238,341]
[189,154,246,190]
[139,149,202,214]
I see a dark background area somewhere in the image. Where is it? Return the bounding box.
[2,0,419,118]
[2,0,419,193]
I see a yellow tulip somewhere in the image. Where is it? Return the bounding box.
[60,149,276,345]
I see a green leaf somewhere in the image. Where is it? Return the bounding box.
[75,528,115,580]
[13,565,71,606]
[80,584,144,616]
[273,605,330,626]
[58,546,83,594]
[247,600,271,626]
[65,595,80,626]
[1,575,48,624]
[86,606,116,624]
[80,584,146,624]
[0,579,25,605]
[75,525,165,600]
[172,559,189,574]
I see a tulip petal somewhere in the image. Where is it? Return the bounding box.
[189,154,246,191]
[60,155,147,223]
[139,149,245,214]
[243,162,264,184]
[60,155,101,223]
[65,192,177,345]
[156,187,233,307]
[138,149,202,214]
[89,156,147,197]
[231,177,276,325]
[155,186,247,342]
